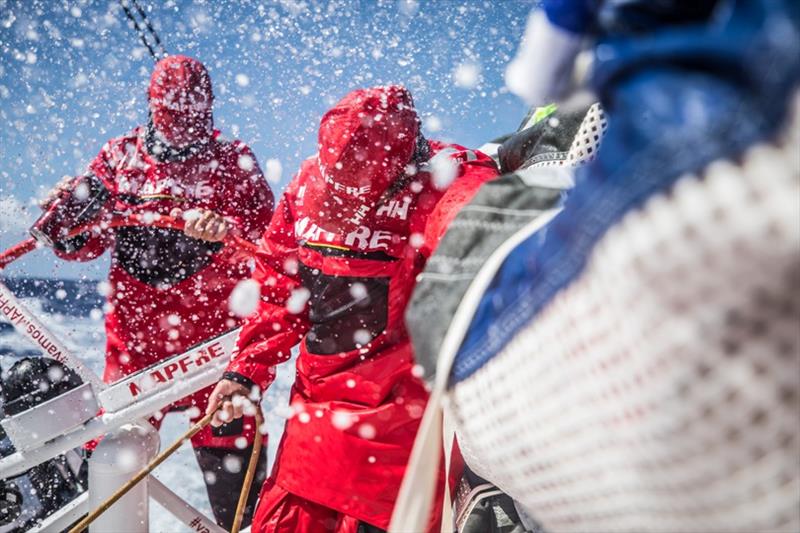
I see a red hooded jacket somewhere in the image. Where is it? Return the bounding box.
[226,86,498,528]
[56,57,274,448]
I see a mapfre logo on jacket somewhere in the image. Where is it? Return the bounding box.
[294,216,399,253]
[103,129,220,202]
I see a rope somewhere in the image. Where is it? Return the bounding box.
[118,0,167,61]
[130,0,166,57]
[0,238,36,271]
[0,215,259,271]
[67,411,216,533]
[231,409,265,533]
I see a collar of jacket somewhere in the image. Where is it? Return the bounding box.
[143,119,210,163]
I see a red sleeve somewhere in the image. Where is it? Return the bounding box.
[225,181,311,389]
[218,142,275,243]
[421,147,499,257]
[53,140,119,262]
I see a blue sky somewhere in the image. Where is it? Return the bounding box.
[0,0,535,278]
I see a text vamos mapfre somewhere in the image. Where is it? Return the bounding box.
[0,292,69,365]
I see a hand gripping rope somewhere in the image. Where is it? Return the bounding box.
[0,213,257,393]
[0,213,259,271]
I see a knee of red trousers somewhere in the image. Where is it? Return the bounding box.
[251,480,363,533]
[251,479,298,533]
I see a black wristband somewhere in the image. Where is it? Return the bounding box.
[222,371,257,391]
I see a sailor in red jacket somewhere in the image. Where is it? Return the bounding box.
[44,55,274,529]
[207,85,498,532]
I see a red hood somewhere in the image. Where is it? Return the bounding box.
[307,85,419,232]
[148,55,214,148]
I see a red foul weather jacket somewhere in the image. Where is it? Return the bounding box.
[56,127,274,428]
[226,101,498,527]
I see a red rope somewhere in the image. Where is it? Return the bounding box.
[0,215,259,270]
[0,238,38,270]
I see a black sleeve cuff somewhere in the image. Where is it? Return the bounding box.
[222,371,257,391]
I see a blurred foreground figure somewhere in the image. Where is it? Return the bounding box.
[396,1,800,531]
[42,55,273,529]
[407,97,608,533]
[208,85,498,532]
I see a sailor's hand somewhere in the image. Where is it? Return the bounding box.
[179,208,229,242]
[207,379,253,427]
[40,176,73,208]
